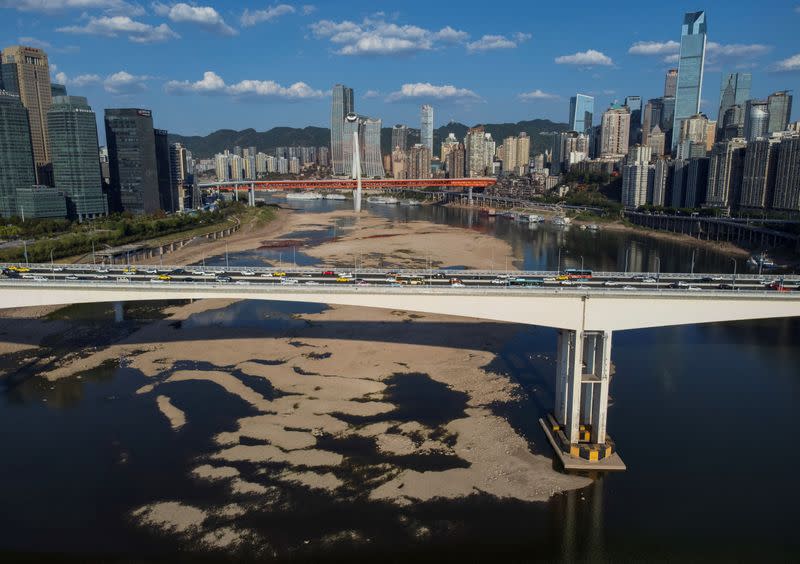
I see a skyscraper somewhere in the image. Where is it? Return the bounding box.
[502,135,518,172]
[684,157,710,208]
[465,126,487,177]
[409,144,432,179]
[717,73,751,135]
[664,69,678,98]
[330,84,354,175]
[445,143,466,178]
[516,132,531,172]
[0,91,35,217]
[47,96,107,220]
[743,99,770,141]
[772,134,800,211]
[420,104,434,154]
[170,143,189,211]
[706,138,746,209]
[569,94,594,133]
[625,95,643,144]
[105,108,161,215]
[154,129,174,212]
[361,118,385,178]
[672,11,707,151]
[1,46,53,183]
[740,137,780,209]
[622,145,651,209]
[600,105,631,157]
[766,91,793,134]
[391,124,408,151]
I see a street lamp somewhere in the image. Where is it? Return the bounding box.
[624,246,631,274]
[730,257,737,290]
[690,249,696,276]
[655,257,661,289]
[580,255,584,272]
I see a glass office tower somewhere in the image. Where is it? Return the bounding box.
[672,11,707,151]
[420,104,434,155]
[330,84,354,176]
[569,94,594,133]
[0,91,35,218]
[717,73,751,136]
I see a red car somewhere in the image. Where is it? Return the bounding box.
[767,282,790,292]
[322,270,335,276]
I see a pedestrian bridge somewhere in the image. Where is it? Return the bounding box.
[3,277,800,472]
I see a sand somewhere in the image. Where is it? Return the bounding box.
[156,395,186,430]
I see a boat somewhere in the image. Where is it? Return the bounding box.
[551,216,572,226]
[528,214,544,223]
[324,193,346,200]
[587,224,600,231]
[748,252,776,269]
[400,199,422,206]
[286,192,323,200]
[367,196,399,204]
[487,208,497,216]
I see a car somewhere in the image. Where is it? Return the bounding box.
[32,276,48,282]
[355,279,370,286]
[603,281,618,287]
[322,270,335,276]
[409,279,424,285]
[145,268,158,274]
[700,276,723,283]
[281,278,298,285]
[301,273,313,278]
[622,285,636,290]
[641,277,657,284]
[240,269,256,276]
[13,266,31,273]
[272,271,287,277]
[384,276,398,282]
[450,282,466,288]
[158,274,172,281]
[215,276,232,283]
[96,268,109,274]
[190,269,206,275]
[388,282,403,287]
[123,267,136,274]
[149,278,166,283]
[171,269,187,275]
[559,280,573,286]
[95,274,109,280]
[51,267,64,272]
[687,286,702,291]
[556,275,569,281]
[491,278,507,285]
[212,269,226,275]
[432,272,447,279]
[65,274,79,280]
[2,269,20,279]
[718,283,734,290]
[767,282,790,292]
[234,280,251,285]
[337,272,353,278]
[304,280,320,286]
[116,276,130,282]
[336,277,352,283]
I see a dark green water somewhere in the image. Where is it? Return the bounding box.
[1,200,799,561]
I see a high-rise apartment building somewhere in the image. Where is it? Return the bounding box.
[767,91,793,134]
[652,158,670,207]
[502,135,518,172]
[743,99,770,141]
[420,105,434,155]
[740,136,780,209]
[330,84,354,175]
[706,138,746,209]
[601,105,631,157]
[105,108,160,215]
[516,133,530,171]
[408,144,432,179]
[648,126,666,157]
[392,124,408,151]
[169,143,189,211]
[551,131,589,175]
[1,46,53,183]
[47,96,107,220]
[391,147,407,180]
[440,133,459,165]
[0,91,36,217]
[664,69,678,98]
[445,143,466,178]
[772,135,800,211]
[465,127,487,177]
[717,73,751,136]
[677,113,709,147]
[672,12,707,150]
[569,94,594,133]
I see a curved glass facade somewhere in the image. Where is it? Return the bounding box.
[672,11,706,150]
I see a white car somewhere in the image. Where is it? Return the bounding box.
[559,280,573,286]
[116,276,130,282]
[641,277,657,284]
[240,270,256,276]
[337,272,353,278]
[96,268,109,274]
[95,274,109,280]
[304,280,320,286]
[259,272,273,277]
[281,278,298,285]
[384,276,397,282]
[603,281,618,287]
[145,268,158,274]
[687,286,702,291]
[234,280,251,285]
[65,275,79,280]
[622,285,636,290]
[52,267,63,272]
[190,269,206,275]
[150,278,166,283]
[32,276,48,282]
[450,282,465,288]
[491,278,507,285]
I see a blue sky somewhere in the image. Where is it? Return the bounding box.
[1,0,799,139]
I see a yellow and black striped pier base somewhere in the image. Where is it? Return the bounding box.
[545,413,616,462]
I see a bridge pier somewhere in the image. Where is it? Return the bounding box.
[248,183,255,207]
[542,329,624,470]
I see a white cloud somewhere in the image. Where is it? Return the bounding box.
[58,16,180,43]
[153,3,237,36]
[629,38,771,65]
[628,40,680,55]
[301,4,315,15]
[164,71,324,99]
[386,82,479,102]
[363,89,381,99]
[310,17,468,55]
[18,36,51,48]
[240,4,295,27]
[53,69,102,87]
[0,0,144,15]
[518,89,558,101]
[467,32,531,53]
[555,49,613,66]
[772,53,800,72]
[104,70,151,94]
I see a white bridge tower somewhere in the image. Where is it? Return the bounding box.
[352,131,362,212]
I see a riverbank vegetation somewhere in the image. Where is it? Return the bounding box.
[0,202,275,264]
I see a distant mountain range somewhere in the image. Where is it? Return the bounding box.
[168,119,569,159]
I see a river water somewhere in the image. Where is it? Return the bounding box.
[1,199,798,561]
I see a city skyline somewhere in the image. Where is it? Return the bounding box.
[0,1,798,139]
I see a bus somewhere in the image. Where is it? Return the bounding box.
[564,269,593,280]
[510,277,544,286]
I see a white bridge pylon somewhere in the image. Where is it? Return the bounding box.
[352,131,362,213]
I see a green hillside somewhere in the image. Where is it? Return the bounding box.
[169,119,568,159]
